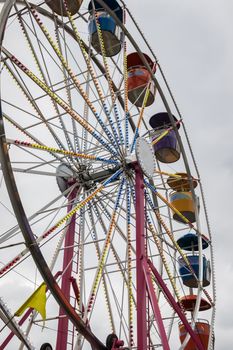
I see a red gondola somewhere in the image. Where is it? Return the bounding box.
[127,52,156,107]
[178,295,212,312]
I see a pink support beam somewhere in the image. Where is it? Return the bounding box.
[142,258,170,350]
[135,165,170,349]
[56,190,77,350]
[147,259,205,350]
[135,165,171,349]
[135,165,147,350]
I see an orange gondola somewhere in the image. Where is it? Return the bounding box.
[179,321,210,350]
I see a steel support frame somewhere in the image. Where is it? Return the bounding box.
[134,165,205,350]
[147,259,205,350]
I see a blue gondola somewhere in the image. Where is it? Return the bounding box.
[179,255,211,288]
[88,0,123,57]
[177,233,209,251]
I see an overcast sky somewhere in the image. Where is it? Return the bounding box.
[0,1,232,349]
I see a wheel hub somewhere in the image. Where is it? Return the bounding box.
[135,137,156,178]
[56,138,156,195]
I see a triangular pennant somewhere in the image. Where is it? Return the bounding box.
[15,283,46,320]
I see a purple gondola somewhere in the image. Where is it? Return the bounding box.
[149,112,180,163]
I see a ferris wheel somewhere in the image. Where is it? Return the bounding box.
[0,1,216,349]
